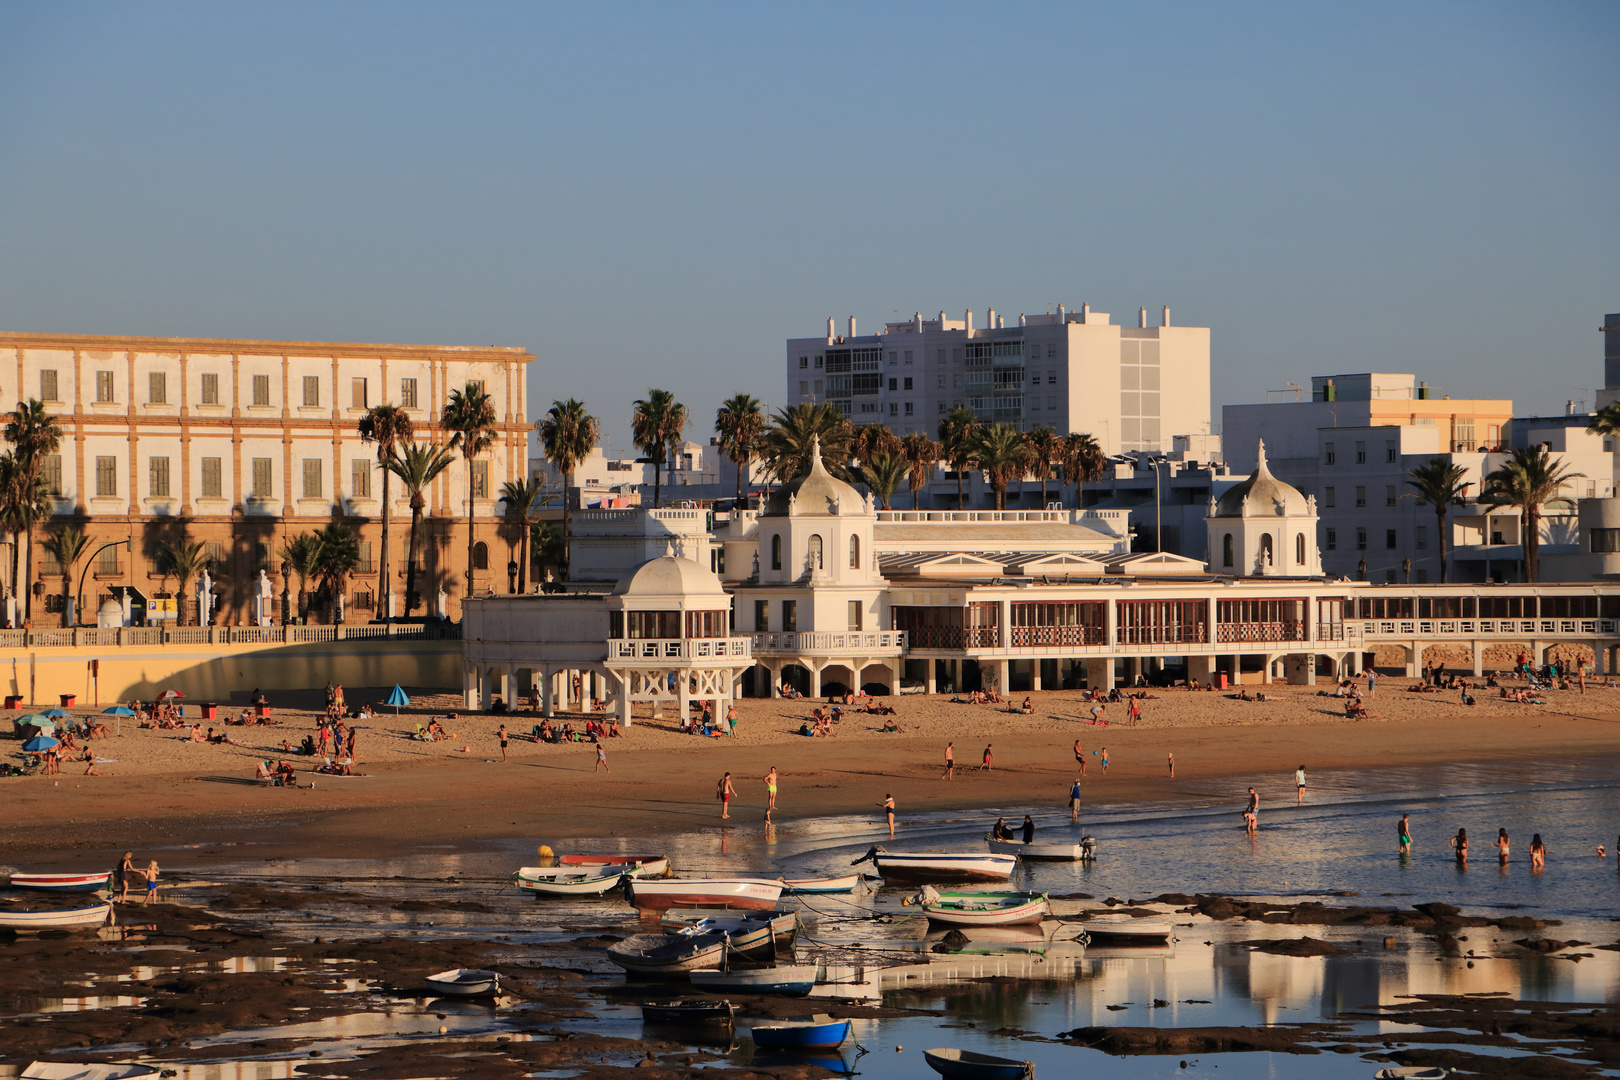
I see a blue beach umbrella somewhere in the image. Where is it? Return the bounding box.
[384,685,410,714]
[43,708,71,719]
[22,735,59,752]
[102,706,136,716]
[18,714,53,726]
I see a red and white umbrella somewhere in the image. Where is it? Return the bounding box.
[156,689,185,701]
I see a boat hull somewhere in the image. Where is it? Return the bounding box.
[514,869,628,897]
[627,878,783,912]
[423,968,499,996]
[691,963,821,996]
[22,1064,159,1080]
[8,872,113,893]
[984,835,1092,861]
[607,932,729,976]
[923,1047,1034,1079]
[749,1019,850,1049]
[780,874,860,894]
[1083,922,1172,945]
[559,854,669,877]
[921,893,1051,927]
[641,999,735,1026]
[0,903,112,930]
[871,853,1016,884]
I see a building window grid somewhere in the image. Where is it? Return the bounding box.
[302,459,322,499]
[148,372,166,405]
[149,456,170,497]
[95,456,117,497]
[39,370,58,402]
[200,372,219,404]
[251,458,272,499]
[400,378,418,408]
[252,374,271,406]
[352,459,372,499]
[201,457,222,498]
[95,371,115,403]
[42,454,63,495]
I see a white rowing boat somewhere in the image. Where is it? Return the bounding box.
[779,873,861,894]
[625,877,784,912]
[513,866,630,897]
[984,834,1096,861]
[914,887,1051,927]
[7,872,113,893]
[852,846,1017,884]
[661,909,798,958]
[22,1064,159,1080]
[606,931,729,976]
[0,903,112,931]
[690,961,823,995]
[1082,914,1174,945]
[423,968,500,996]
[559,854,669,877]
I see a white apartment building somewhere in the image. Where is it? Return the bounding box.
[785,304,1211,455]
[0,332,532,624]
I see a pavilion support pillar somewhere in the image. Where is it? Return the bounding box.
[1471,641,1485,677]
[1187,654,1214,685]
[1030,659,1042,692]
[925,660,937,695]
[809,661,823,699]
[993,659,1009,697]
[1405,645,1420,678]
[1084,657,1113,692]
[462,666,478,710]
[1286,654,1314,686]
[616,672,633,726]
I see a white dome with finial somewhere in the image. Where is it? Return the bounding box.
[762,435,865,518]
[1212,439,1311,518]
[610,542,728,598]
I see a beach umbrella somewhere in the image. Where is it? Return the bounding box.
[22,735,59,752]
[156,689,185,701]
[102,706,136,716]
[384,685,410,714]
[43,708,71,719]
[18,715,54,726]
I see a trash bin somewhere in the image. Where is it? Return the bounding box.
[3,695,21,710]
[1216,671,1229,691]
[202,702,218,721]
[59,694,77,708]
[256,704,272,719]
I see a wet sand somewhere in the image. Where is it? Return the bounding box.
[4,677,1620,868]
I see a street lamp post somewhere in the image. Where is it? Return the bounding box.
[75,539,131,627]
[280,560,292,626]
[507,560,519,595]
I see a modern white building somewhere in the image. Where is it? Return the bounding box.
[786,304,1211,455]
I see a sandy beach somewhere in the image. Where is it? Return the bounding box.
[5,675,1620,870]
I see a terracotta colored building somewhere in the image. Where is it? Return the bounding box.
[0,332,534,625]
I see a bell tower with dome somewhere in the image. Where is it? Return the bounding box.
[1205,440,1322,577]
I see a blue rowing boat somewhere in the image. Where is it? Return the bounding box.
[748,1015,851,1049]
[923,1047,1034,1079]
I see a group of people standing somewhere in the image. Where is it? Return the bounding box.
[1445,824,1548,870]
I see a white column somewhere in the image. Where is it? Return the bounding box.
[925,660,936,694]
[809,662,822,699]
[540,666,554,718]
[1030,659,1042,691]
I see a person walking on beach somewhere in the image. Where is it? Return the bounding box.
[142,860,161,905]
[1398,814,1412,855]
[1496,828,1510,864]
[593,741,609,773]
[1074,740,1086,778]
[1529,833,1546,871]
[718,772,736,819]
[880,793,896,838]
[498,724,508,763]
[1295,765,1306,805]
[942,742,955,780]
[116,851,135,904]
[1167,752,1175,779]
[982,744,994,772]
[1022,814,1035,844]
[1366,670,1376,696]
[1244,787,1259,834]
[764,766,778,820]
[1099,747,1109,775]
[1451,827,1468,865]
[1127,697,1141,727]
[1070,777,1083,823]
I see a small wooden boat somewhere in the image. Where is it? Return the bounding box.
[22,1064,159,1080]
[0,903,112,931]
[748,1014,850,1049]
[914,888,1050,927]
[984,834,1096,861]
[691,961,822,995]
[1082,915,1173,945]
[852,846,1016,884]
[606,931,729,976]
[626,876,784,912]
[513,866,631,897]
[423,968,499,996]
[780,873,861,894]
[8,872,113,893]
[662,909,798,958]
[923,1047,1035,1079]
[640,998,736,1026]
[559,853,669,877]
[1373,1069,1451,1079]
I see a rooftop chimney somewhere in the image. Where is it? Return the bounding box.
[848,316,857,338]
[827,316,835,340]
[1162,305,1171,327]
[1568,400,1578,416]
[987,306,996,330]
[964,308,974,333]
[1081,302,1091,322]
[914,312,922,332]
[1138,306,1148,328]
[1057,304,1066,322]
[1019,313,1027,327]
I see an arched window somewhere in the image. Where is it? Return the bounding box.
[1259,533,1273,566]
[808,534,823,570]
[1295,533,1306,565]
[1222,533,1233,567]
[472,541,488,570]
[849,534,860,569]
[770,534,782,570]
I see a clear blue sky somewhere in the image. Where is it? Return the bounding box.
[1,2,1615,453]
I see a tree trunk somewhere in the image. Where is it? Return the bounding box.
[60,574,71,628]
[955,467,964,510]
[404,507,422,615]
[1437,507,1449,584]
[517,517,528,594]
[1526,507,1539,584]
[735,450,744,504]
[466,457,477,608]
[652,454,663,509]
[378,456,392,619]
[8,531,18,625]
[562,468,573,581]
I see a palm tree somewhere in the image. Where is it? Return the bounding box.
[631,388,688,509]
[442,382,499,604]
[862,450,907,510]
[0,452,50,622]
[1480,445,1585,583]
[537,398,598,578]
[1061,431,1106,508]
[312,523,361,624]
[499,477,546,593]
[899,432,940,509]
[357,403,413,619]
[1024,426,1062,507]
[759,402,853,482]
[3,399,64,621]
[157,539,208,627]
[852,422,902,467]
[279,532,322,622]
[714,393,766,506]
[972,424,1033,511]
[531,520,565,584]
[937,405,980,509]
[41,523,90,627]
[384,442,456,615]
[1403,458,1471,584]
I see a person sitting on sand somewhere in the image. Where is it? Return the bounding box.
[274,760,296,786]
[879,717,904,733]
[255,760,274,782]
[188,723,205,742]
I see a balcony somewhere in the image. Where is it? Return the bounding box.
[1351,618,1620,640]
[607,637,752,662]
[1217,621,1307,644]
[751,630,906,656]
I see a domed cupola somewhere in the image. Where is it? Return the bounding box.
[1206,441,1321,577]
[755,436,881,586]
[761,436,869,518]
